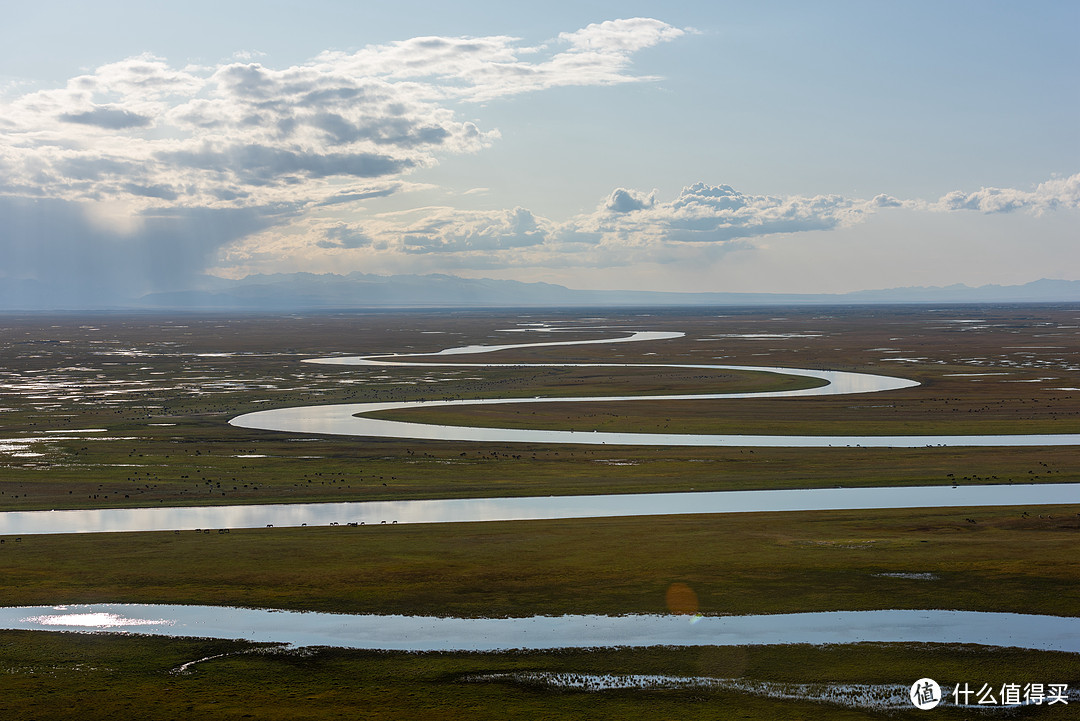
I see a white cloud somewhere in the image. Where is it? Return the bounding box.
[214,182,872,275]
[604,187,656,212]
[221,204,556,273]
[572,182,870,245]
[559,17,687,54]
[4,17,1074,299]
[212,174,1080,279]
[0,19,688,213]
[935,173,1080,214]
[315,17,686,102]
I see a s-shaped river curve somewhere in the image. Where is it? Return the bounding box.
[230,329,1080,447]
[8,329,1080,662]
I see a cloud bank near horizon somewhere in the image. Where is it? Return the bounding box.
[216,173,1080,277]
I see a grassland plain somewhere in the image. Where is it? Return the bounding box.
[1,305,1079,718]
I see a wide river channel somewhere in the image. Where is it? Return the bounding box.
[3,605,1079,654]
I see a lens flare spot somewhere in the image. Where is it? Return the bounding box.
[665,582,699,615]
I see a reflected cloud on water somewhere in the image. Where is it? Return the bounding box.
[2,605,1079,653]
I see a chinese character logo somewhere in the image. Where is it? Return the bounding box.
[911,678,942,710]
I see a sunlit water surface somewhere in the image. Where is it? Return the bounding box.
[230,330,1080,447]
[3,483,1079,535]
[2,605,1079,653]
[10,328,1080,659]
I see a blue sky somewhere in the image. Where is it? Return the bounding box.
[2,1,1077,301]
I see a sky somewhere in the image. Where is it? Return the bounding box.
[1,1,1078,303]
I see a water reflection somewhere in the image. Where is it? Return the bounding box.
[2,604,1078,653]
[3,483,1079,536]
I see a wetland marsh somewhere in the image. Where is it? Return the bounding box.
[2,305,1080,719]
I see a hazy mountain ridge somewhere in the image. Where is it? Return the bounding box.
[127,273,1080,308]
[2,273,1079,310]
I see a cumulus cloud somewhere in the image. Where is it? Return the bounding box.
[559,17,688,54]
[0,19,687,215]
[314,17,687,102]
[605,187,655,212]
[935,173,1080,214]
[0,54,487,210]
[59,107,154,129]
[215,182,876,275]
[574,182,870,246]
[215,172,1080,279]
[0,18,691,301]
[4,17,1074,301]
[871,193,904,208]
[216,204,563,277]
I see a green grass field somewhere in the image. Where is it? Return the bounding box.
[3,506,1080,617]
[3,630,1078,720]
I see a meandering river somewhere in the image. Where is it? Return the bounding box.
[230,329,1080,447]
[5,326,1078,655]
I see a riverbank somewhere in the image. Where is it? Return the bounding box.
[2,307,1079,513]
[2,630,1077,720]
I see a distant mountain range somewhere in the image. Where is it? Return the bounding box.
[3,273,1080,310]
[133,274,1080,308]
